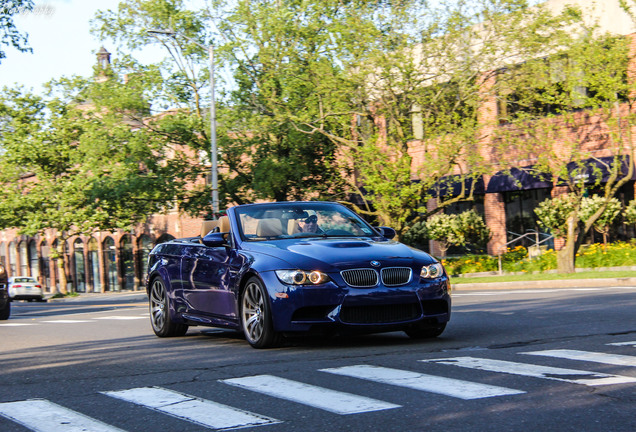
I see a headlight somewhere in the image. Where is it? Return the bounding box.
[420,263,444,279]
[275,270,331,285]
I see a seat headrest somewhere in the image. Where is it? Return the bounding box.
[201,220,219,238]
[256,218,283,237]
[288,219,301,235]
[218,216,230,233]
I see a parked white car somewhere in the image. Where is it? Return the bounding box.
[8,276,44,302]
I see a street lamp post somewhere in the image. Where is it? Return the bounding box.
[147,29,219,219]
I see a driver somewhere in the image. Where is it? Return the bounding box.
[298,214,324,234]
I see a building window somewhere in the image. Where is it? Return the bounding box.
[504,188,551,245]
[40,240,51,292]
[120,235,134,290]
[73,238,86,293]
[87,238,101,293]
[28,240,39,280]
[155,234,175,245]
[8,241,16,276]
[138,235,153,285]
[103,237,118,292]
[19,241,28,276]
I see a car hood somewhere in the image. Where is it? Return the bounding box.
[241,237,436,271]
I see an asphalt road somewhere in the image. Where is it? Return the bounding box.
[1,286,636,431]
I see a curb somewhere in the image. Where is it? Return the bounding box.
[452,277,636,291]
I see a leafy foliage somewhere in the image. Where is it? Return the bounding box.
[0,0,33,62]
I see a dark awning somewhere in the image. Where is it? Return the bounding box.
[565,156,635,185]
[429,175,486,197]
[486,167,552,193]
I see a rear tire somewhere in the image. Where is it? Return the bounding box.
[149,276,188,337]
[405,322,446,339]
[240,277,281,348]
[0,301,10,320]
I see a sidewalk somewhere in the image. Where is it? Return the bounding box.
[45,290,148,304]
[453,277,636,291]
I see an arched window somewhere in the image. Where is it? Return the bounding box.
[120,235,134,290]
[19,241,28,275]
[73,238,86,293]
[40,240,51,292]
[0,242,6,269]
[155,233,175,245]
[8,241,16,276]
[29,240,40,280]
[103,237,118,292]
[87,238,101,293]
[138,235,153,283]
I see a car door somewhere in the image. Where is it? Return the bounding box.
[181,243,237,319]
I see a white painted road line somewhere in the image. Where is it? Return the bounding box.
[103,387,278,430]
[222,374,400,415]
[93,316,147,320]
[0,323,35,326]
[320,365,524,400]
[40,320,92,323]
[522,349,636,367]
[423,357,636,386]
[0,399,125,432]
[607,341,636,347]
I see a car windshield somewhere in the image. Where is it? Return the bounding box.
[236,203,378,241]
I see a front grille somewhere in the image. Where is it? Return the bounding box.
[341,269,378,287]
[340,303,421,324]
[381,267,412,286]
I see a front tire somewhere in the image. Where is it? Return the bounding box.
[149,276,188,337]
[240,277,281,348]
[405,322,446,339]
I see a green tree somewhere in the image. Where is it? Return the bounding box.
[0,0,33,63]
[0,74,193,293]
[579,196,622,248]
[494,30,636,273]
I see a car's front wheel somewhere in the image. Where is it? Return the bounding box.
[0,301,9,320]
[149,276,188,337]
[404,322,446,339]
[240,277,281,348]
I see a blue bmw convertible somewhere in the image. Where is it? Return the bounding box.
[146,201,451,348]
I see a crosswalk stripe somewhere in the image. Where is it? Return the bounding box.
[0,399,125,432]
[607,341,636,347]
[319,365,524,400]
[423,357,636,386]
[522,349,636,367]
[222,374,400,414]
[102,387,278,430]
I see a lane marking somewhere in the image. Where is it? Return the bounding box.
[102,387,278,430]
[523,349,636,367]
[423,357,636,386]
[40,320,92,323]
[607,341,636,347]
[0,323,35,326]
[0,399,125,432]
[453,287,636,296]
[320,365,523,400]
[93,316,146,320]
[222,374,400,414]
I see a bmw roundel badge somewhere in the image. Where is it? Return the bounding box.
[370,260,381,267]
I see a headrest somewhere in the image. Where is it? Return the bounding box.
[201,220,218,238]
[256,218,283,237]
[218,216,230,233]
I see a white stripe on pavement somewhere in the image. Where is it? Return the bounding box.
[222,374,400,414]
[319,365,524,400]
[93,316,146,320]
[607,341,636,347]
[102,387,278,430]
[0,323,35,326]
[41,320,92,323]
[0,399,125,432]
[422,357,636,386]
[522,349,636,367]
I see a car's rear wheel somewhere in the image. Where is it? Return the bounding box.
[149,276,188,337]
[404,322,446,339]
[241,277,281,348]
[0,301,10,320]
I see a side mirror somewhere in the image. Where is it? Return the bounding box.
[202,232,227,247]
[376,226,396,240]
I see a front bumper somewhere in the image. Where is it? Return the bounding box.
[261,271,451,333]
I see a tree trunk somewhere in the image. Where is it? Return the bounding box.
[556,214,578,274]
